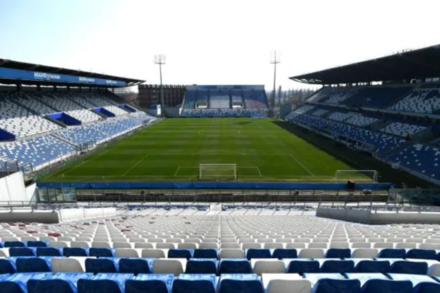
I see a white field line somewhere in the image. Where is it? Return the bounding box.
[123,154,149,176]
[288,154,315,177]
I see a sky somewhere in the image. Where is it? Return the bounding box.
[0,0,439,90]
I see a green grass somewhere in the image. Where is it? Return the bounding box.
[40,118,369,182]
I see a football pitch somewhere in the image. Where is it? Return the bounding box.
[41,118,367,182]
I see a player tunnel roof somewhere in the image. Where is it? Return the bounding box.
[290,44,440,85]
[0,58,144,87]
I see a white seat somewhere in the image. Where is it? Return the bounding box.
[263,274,311,293]
[351,248,378,258]
[152,259,186,275]
[51,257,86,272]
[113,242,132,249]
[298,249,324,259]
[115,248,140,258]
[220,249,245,258]
[252,259,286,276]
[134,243,154,249]
[141,249,166,258]
[199,243,219,249]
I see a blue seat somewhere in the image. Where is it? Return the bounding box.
[27,273,93,293]
[78,273,133,293]
[219,259,252,274]
[219,274,264,293]
[172,274,216,293]
[63,248,89,257]
[325,248,351,259]
[36,248,63,257]
[194,249,218,259]
[355,260,390,273]
[272,249,297,259]
[27,241,48,248]
[85,258,118,274]
[16,257,52,273]
[4,241,26,248]
[168,249,194,260]
[314,279,360,293]
[389,261,428,275]
[125,274,174,293]
[377,249,406,259]
[246,249,271,260]
[9,248,36,257]
[361,279,412,293]
[287,260,320,274]
[119,258,153,275]
[406,249,437,260]
[186,259,217,274]
[413,283,440,293]
[320,260,355,273]
[0,259,16,274]
[0,273,52,293]
[89,248,115,258]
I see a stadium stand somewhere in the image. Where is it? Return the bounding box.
[181,85,269,117]
[1,214,440,292]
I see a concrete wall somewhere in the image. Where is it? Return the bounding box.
[317,207,440,224]
[0,208,118,224]
[0,172,28,203]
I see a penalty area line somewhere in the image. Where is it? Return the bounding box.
[288,154,315,177]
[123,154,149,176]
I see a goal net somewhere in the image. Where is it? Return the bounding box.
[334,170,379,183]
[199,164,237,180]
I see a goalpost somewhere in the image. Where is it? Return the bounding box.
[334,170,379,183]
[199,164,237,180]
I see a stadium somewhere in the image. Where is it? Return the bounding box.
[2,2,440,291]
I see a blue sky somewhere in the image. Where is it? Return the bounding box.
[0,0,439,89]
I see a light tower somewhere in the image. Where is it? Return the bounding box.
[154,54,166,115]
[270,50,281,108]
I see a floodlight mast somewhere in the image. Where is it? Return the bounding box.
[154,54,166,116]
[270,51,281,109]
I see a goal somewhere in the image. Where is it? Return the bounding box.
[199,164,237,180]
[334,170,379,183]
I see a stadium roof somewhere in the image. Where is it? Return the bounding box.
[290,44,440,85]
[0,58,144,87]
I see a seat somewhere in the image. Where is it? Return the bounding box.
[9,247,36,257]
[313,279,360,293]
[125,274,174,293]
[51,257,86,273]
[0,272,53,293]
[298,249,324,259]
[157,243,176,249]
[193,249,218,259]
[219,259,252,274]
[413,283,440,293]
[4,241,26,248]
[389,261,428,275]
[272,249,297,259]
[0,258,17,274]
[325,248,351,259]
[287,260,320,274]
[153,259,186,276]
[220,249,245,259]
[27,272,93,293]
[199,243,219,249]
[119,258,152,275]
[253,260,286,275]
[89,248,115,258]
[246,249,271,260]
[377,249,406,259]
[355,260,390,273]
[219,274,264,293]
[142,249,166,258]
[168,249,193,260]
[63,248,89,257]
[112,242,132,249]
[27,241,48,248]
[351,249,378,258]
[134,243,154,249]
[36,247,63,257]
[186,259,217,274]
[16,257,52,273]
[361,279,412,293]
[406,249,437,260]
[320,260,355,273]
[172,274,216,293]
[264,274,311,293]
[115,248,139,258]
[77,273,133,293]
[85,258,118,274]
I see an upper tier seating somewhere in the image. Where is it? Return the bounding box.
[343,86,412,108]
[328,112,352,122]
[309,88,357,105]
[389,89,440,114]
[380,122,427,137]
[345,114,378,126]
[196,91,209,107]
[0,92,61,138]
[183,91,198,109]
[311,109,328,117]
[231,91,243,105]
[210,91,230,109]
